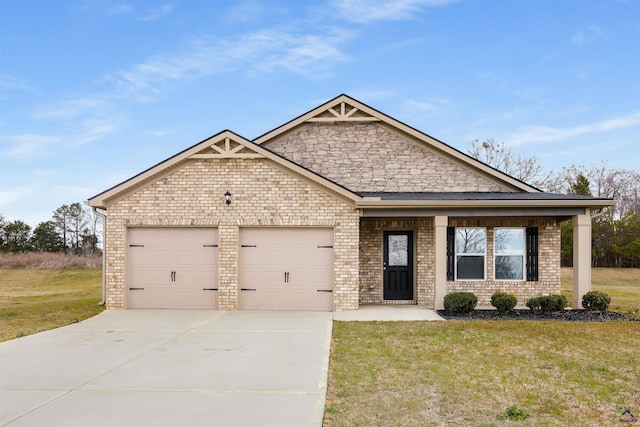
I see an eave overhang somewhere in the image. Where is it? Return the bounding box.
[355,198,615,210]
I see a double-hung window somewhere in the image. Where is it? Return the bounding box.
[494,228,525,281]
[455,228,486,280]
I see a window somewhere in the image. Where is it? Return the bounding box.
[495,228,525,280]
[446,226,539,282]
[455,228,486,280]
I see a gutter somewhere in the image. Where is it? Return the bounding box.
[354,198,616,210]
[92,207,107,306]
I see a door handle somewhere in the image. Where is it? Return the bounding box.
[284,272,290,283]
[170,271,176,282]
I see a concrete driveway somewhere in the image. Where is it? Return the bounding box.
[0,310,333,427]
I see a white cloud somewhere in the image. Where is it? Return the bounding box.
[224,0,265,23]
[107,3,134,16]
[0,134,60,157]
[332,0,455,23]
[404,98,452,113]
[107,28,352,97]
[0,73,37,92]
[68,118,119,148]
[138,3,174,22]
[571,25,606,45]
[0,188,30,208]
[32,96,108,120]
[506,111,640,146]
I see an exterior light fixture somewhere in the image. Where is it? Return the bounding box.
[225,191,232,205]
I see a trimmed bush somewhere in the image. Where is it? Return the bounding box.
[443,292,478,314]
[582,291,611,311]
[490,291,517,315]
[526,294,568,314]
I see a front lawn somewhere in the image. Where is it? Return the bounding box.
[324,321,640,426]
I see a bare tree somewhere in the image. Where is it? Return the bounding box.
[468,139,553,190]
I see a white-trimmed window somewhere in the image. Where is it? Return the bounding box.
[455,228,486,280]
[494,228,525,281]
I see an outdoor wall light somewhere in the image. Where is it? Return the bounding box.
[224,191,232,205]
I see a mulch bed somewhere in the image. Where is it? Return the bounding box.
[437,309,637,322]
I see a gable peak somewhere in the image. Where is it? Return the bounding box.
[306,98,380,123]
[189,133,264,159]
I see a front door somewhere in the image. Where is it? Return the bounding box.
[383,231,414,300]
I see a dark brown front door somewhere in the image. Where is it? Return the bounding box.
[383,231,413,300]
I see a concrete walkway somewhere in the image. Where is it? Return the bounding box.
[333,305,446,321]
[0,310,332,427]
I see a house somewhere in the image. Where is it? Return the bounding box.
[87,94,614,311]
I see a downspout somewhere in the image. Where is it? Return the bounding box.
[92,207,107,306]
[590,208,606,220]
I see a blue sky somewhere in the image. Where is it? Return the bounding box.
[1,0,639,227]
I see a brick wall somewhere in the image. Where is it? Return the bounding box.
[359,217,560,308]
[447,217,561,306]
[104,158,360,310]
[263,122,510,192]
[359,218,435,306]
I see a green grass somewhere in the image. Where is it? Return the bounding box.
[326,267,640,426]
[325,321,640,426]
[562,267,640,318]
[0,268,104,341]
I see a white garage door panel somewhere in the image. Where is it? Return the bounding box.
[241,228,333,311]
[128,228,218,309]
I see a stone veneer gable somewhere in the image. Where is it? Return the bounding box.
[104,158,360,310]
[263,122,511,193]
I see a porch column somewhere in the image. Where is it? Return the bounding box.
[434,216,448,310]
[572,211,591,309]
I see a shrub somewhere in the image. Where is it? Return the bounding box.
[582,291,611,311]
[443,292,478,314]
[498,405,530,421]
[490,291,517,315]
[526,294,568,314]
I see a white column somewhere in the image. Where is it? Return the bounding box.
[572,211,592,309]
[434,216,448,310]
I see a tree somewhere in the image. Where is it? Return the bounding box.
[52,203,89,253]
[467,139,552,189]
[79,227,99,256]
[558,163,640,267]
[612,212,640,268]
[52,204,72,252]
[0,213,7,251]
[31,221,64,252]
[4,220,32,252]
[67,203,88,253]
[571,173,592,196]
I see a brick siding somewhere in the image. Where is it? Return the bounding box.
[447,217,561,306]
[359,217,560,309]
[104,158,360,310]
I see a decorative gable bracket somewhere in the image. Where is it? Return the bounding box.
[306,101,380,122]
[189,137,264,159]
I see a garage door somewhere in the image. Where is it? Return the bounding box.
[241,228,333,311]
[128,228,218,309]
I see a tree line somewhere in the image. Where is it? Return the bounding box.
[0,203,101,256]
[469,139,640,268]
